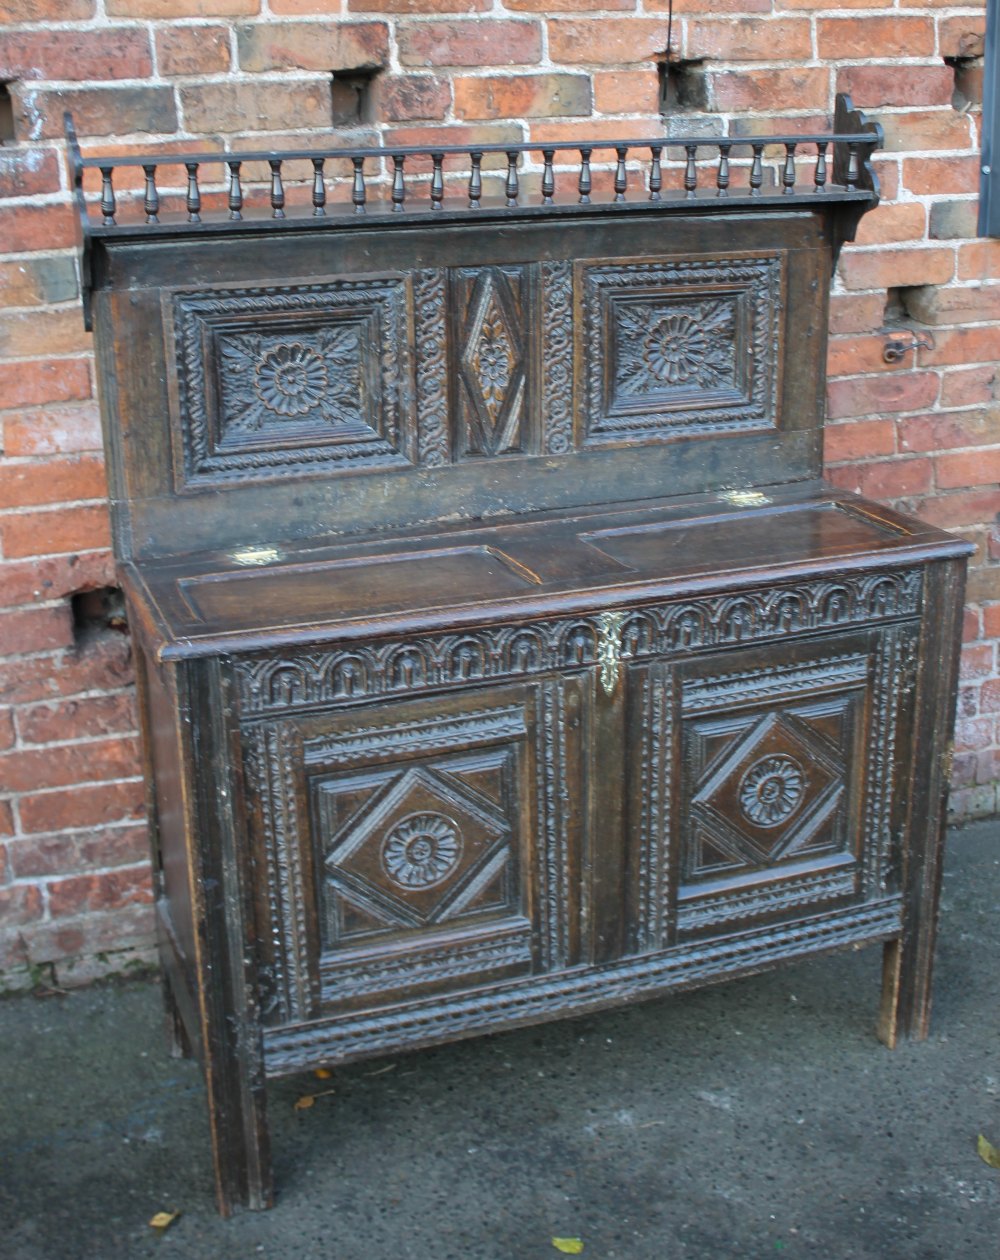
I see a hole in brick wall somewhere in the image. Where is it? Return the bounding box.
[71,586,128,647]
[0,83,15,144]
[944,55,984,112]
[331,68,380,128]
[885,285,937,328]
[658,60,708,115]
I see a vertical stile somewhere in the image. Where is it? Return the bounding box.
[542,149,555,204]
[578,147,592,204]
[684,144,697,197]
[431,153,444,210]
[468,151,482,209]
[750,143,764,196]
[846,141,860,190]
[505,150,519,207]
[100,166,116,226]
[269,159,285,218]
[227,160,243,220]
[649,145,662,201]
[814,140,828,192]
[614,146,628,201]
[313,157,327,216]
[391,154,406,211]
[351,156,366,214]
[142,164,159,224]
[782,142,796,194]
[716,141,731,196]
[185,162,201,223]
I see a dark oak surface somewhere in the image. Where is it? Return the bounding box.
[77,101,971,1215]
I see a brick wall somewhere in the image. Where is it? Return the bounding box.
[0,0,993,989]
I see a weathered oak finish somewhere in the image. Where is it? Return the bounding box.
[73,98,971,1215]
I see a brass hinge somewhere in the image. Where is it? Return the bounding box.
[597,611,625,696]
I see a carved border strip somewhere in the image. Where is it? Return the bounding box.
[634,664,675,953]
[234,570,924,717]
[541,260,574,455]
[414,268,449,468]
[677,867,857,933]
[681,653,869,710]
[262,898,902,1072]
[303,705,525,766]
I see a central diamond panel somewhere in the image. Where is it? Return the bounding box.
[318,761,513,942]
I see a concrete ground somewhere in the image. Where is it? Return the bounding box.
[1,821,998,1260]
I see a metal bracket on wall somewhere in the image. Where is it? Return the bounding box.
[882,331,935,364]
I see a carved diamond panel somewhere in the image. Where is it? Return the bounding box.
[451,265,537,458]
[170,276,414,486]
[315,757,516,944]
[580,253,784,445]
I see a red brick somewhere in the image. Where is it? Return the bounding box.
[0,605,74,657]
[399,19,542,66]
[592,69,659,116]
[0,504,112,559]
[7,826,147,879]
[2,403,102,458]
[19,780,144,836]
[922,327,1000,369]
[836,65,955,109]
[967,568,1000,605]
[376,75,451,122]
[0,148,60,200]
[828,293,885,336]
[837,247,954,291]
[0,29,152,83]
[48,864,153,919]
[899,409,1000,454]
[961,642,995,679]
[938,15,986,61]
[179,81,331,133]
[0,552,116,611]
[107,0,256,13]
[0,0,94,16]
[529,118,663,145]
[236,20,388,71]
[958,241,1000,281]
[827,336,903,379]
[904,285,1000,326]
[853,203,926,247]
[913,489,1000,530]
[903,156,981,197]
[686,18,812,62]
[0,800,12,838]
[0,365,91,416]
[823,418,896,464]
[13,85,178,142]
[454,73,591,121]
[350,0,489,9]
[827,456,932,501]
[0,203,76,254]
[870,159,899,202]
[17,692,136,747]
[983,604,1000,638]
[0,635,132,707]
[936,448,1000,490]
[0,259,78,309]
[547,19,668,66]
[0,456,106,511]
[817,16,935,59]
[0,310,91,360]
[879,110,976,155]
[826,372,940,419]
[0,735,140,794]
[979,681,1000,716]
[937,365,992,408]
[0,884,43,928]
[0,707,13,752]
[155,24,231,76]
[710,67,829,112]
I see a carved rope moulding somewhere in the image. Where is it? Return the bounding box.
[234,570,924,715]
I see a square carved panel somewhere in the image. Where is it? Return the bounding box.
[169,276,414,486]
[580,253,784,445]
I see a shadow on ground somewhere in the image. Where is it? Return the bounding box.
[1,821,998,1260]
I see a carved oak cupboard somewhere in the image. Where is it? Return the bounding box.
[70,98,972,1214]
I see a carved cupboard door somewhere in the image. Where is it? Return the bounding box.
[241,678,586,1028]
[624,624,919,954]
